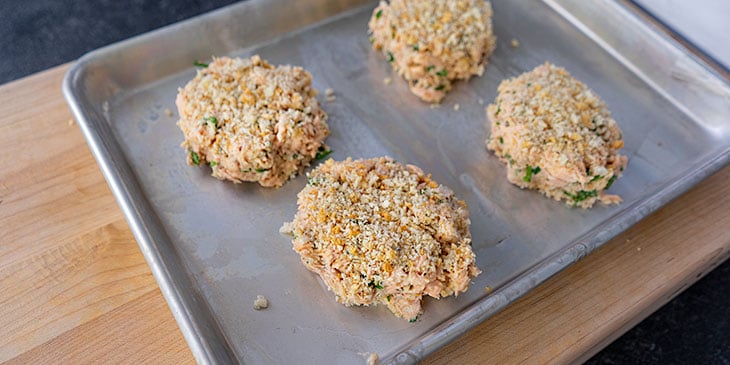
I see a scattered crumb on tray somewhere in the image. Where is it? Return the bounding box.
[358,352,379,365]
[324,88,336,102]
[510,38,520,48]
[485,286,492,294]
[478,98,484,105]
[383,77,392,85]
[164,108,174,117]
[367,352,378,365]
[429,103,440,109]
[68,119,75,126]
[253,295,269,310]
[453,103,460,111]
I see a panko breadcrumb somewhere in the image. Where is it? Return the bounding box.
[367,352,378,365]
[486,63,628,208]
[253,295,268,310]
[176,56,330,187]
[281,157,480,321]
[368,0,496,103]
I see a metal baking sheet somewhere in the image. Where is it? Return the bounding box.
[63,0,730,363]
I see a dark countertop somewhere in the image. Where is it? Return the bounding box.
[3,1,727,363]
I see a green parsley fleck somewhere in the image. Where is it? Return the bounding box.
[495,104,501,116]
[387,51,394,63]
[435,84,445,91]
[368,280,383,290]
[425,65,435,72]
[193,60,208,68]
[499,137,504,144]
[203,116,218,127]
[523,165,541,182]
[209,161,218,167]
[315,146,333,160]
[436,69,447,77]
[255,168,269,173]
[190,151,200,165]
[605,175,618,189]
[527,82,532,87]
[307,176,317,186]
[292,153,299,159]
[412,44,419,51]
[503,153,515,165]
[387,295,391,302]
[564,189,598,203]
[409,317,418,323]
[375,9,382,19]
[589,175,603,183]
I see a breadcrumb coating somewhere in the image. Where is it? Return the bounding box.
[368,0,496,103]
[176,55,330,187]
[281,157,480,321]
[486,63,627,208]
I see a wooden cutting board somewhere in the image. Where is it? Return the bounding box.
[0,64,728,364]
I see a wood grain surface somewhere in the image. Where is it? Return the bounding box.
[0,64,728,364]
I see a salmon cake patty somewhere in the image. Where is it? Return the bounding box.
[486,63,627,208]
[176,55,330,187]
[280,157,480,321]
[368,0,496,103]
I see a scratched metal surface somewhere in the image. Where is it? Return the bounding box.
[63,0,730,363]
